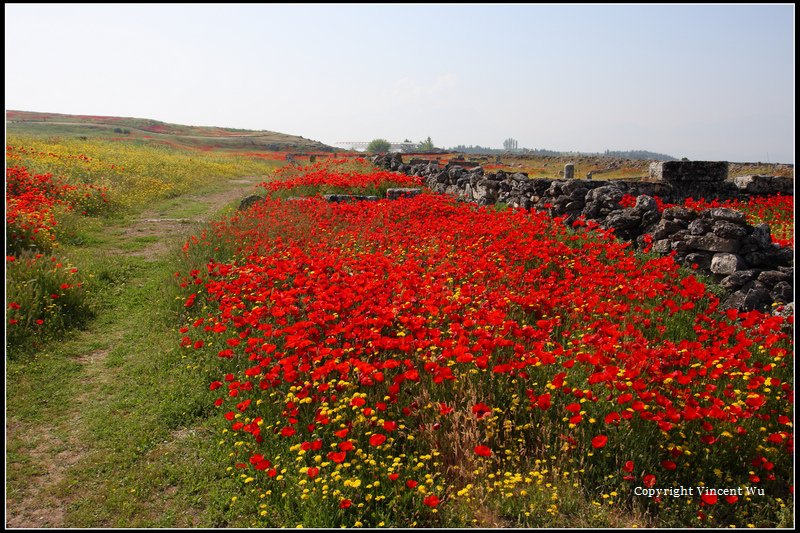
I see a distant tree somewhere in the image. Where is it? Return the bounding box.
[503,137,518,152]
[401,139,416,153]
[418,136,435,151]
[367,138,391,153]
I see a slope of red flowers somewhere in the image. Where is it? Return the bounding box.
[6,165,110,252]
[179,170,793,527]
[261,158,423,197]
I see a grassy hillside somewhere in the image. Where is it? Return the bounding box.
[6,110,336,153]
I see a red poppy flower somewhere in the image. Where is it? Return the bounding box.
[700,493,717,505]
[767,433,785,444]
[423,494,440,507]
[328,451,346,464]
[536,394,551,410]
[474,445,492,457]
[617,393,633,404]
[661,460,676,471]
[472,403,491,418]
[591,435,608,448]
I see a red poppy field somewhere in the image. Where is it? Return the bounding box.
[176,161,794,527]
[5,159,109,348]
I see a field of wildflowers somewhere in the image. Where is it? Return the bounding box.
[5,162,106,351]
[177,162,794,527]
[7,136,282,210]
[5,137,282,356]
[264,156,423,199]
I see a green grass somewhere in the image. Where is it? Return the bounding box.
[5,177,263,528]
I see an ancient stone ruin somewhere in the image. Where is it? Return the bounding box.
[372,152,794,314]
[238,187,424,210]
[563,163,574,180]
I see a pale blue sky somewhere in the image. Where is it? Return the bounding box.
[5,4,795,162]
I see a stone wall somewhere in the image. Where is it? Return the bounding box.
[374,153,794,314]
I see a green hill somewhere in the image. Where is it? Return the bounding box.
[6,110,336,152]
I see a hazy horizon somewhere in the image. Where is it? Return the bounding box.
[5,4,795,163]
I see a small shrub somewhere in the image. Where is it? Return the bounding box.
[6,252,93,355]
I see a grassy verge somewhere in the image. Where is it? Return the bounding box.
[5,172,271,527]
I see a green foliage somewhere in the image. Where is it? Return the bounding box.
[367,138,391,154]
[6,252,93,356]
[418,136,435,151]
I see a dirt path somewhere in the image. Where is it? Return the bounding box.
[5,175,265,529]
[120,176,264,259]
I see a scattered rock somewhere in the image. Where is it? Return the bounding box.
[770,281,793,304]
[703,208,747,224]
[684,235,741,253]
[719,270,758,291]
[386,188,422,200]
[710,253,745,275]
[649,160,728,182]
[757,270,791,286]
[688,218,714,235]
[238,194,264,211]
[733,175,794,195]
[323,194,378,203]
[712,220,748,240]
